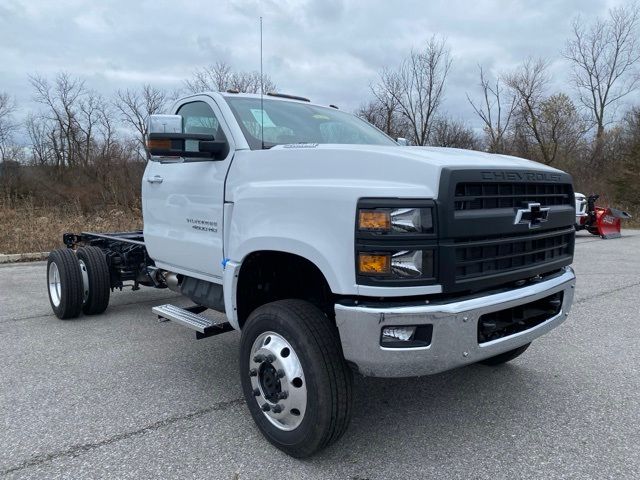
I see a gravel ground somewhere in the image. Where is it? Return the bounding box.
[1,230,639,479]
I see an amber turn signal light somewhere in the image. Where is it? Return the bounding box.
[358,253,391,275]
[147,138,172,150]
[358,210,390,232]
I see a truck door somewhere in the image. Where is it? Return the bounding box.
[142,97,233,281]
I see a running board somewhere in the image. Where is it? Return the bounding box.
[152,304,234,339]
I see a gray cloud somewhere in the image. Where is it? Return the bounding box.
[0,0,635,137]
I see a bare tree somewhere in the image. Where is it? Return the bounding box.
[115,85,167,159]
[26,113,53,166]
[0,92,18,161]
[430,117,479,150]
[356,97,408,140]
[184,61,276,94]
[564,4,640,158]
[466,66,516,153]
[507,59,584,166]
[29,73,86,169]
[506,58,556,164]
[375,36,452,145]
[537,93,585,167]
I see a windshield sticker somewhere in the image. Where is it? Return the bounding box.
[250,109,276,127]
[312,114,330,120]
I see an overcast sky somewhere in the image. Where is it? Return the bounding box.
[0,0,634,136]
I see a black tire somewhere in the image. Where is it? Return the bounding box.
[239,299,353,458]
[47,248,83,319]
[76,246,111,315]
[479,342,531,366]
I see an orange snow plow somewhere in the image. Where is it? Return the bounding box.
[575,193,632,239]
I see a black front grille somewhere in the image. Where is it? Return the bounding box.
[477,291,564,343]
[454,182,573,210]
[455,227,574,281]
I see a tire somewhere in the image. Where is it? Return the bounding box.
[76,246,111,315]
[47,248,84,319]
[239,299,353,458]
[479,342,531,366]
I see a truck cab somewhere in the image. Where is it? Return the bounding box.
[48,91,576,457]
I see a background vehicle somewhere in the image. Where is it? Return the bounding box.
[574,192,632,239]
[46,91,577,457]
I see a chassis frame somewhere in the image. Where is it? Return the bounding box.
[62,231,159,291]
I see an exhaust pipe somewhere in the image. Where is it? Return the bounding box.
[164,272,182,293]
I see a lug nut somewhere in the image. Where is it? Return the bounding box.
[277,391,288,400]
[276,369,285,379]
[261,403,270,412]
[265,354,276,364]
[249,368,257,377]
[272,404,283,413]
[253,354,265,363]
[253,388,260,397]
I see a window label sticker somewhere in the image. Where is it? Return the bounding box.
[250,109,276,127]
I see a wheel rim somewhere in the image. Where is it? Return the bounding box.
[249,331,307,431]
[48,262,62,307]
[78,259,90,304]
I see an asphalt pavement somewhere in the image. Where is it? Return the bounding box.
[1,231,639,479]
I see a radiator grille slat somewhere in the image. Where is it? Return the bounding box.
[454,182,573,210]
[454,229,574,280]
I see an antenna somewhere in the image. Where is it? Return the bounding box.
[260,16,264,150]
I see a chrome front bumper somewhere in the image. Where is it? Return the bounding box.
[335,267,576,377]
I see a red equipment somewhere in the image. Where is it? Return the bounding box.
[575,194,632,239]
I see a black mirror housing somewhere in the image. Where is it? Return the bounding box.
[147,133,227,161]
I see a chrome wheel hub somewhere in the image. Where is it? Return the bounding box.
[249,331,307,431]
[48,262,62,307]
[78,259,90,304]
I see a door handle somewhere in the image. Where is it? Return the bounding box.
[146,175,164,184]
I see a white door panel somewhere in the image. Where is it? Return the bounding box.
[143,97,233,280]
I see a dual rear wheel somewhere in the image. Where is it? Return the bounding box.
[47,247,110,319]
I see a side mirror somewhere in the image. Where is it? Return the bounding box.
[396,137,408,146]
[146,114,227,161]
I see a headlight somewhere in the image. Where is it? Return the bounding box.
[358,249,434,279]
[358,207,433,234]
[356,199,437,286]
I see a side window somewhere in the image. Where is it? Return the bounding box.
[177,101,226,141]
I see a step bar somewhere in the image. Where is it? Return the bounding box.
[152,304,234,339]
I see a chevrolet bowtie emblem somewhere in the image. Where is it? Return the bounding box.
[514,202,550,228]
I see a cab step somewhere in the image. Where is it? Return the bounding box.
[152,304,234,339]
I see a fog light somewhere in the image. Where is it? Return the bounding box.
[380,325,434,348]
[381,326,416,343]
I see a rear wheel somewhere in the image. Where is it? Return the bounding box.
[479,343,531,366]
[47,249,83,319]
[76,246,111,315]
[239,299,353,458]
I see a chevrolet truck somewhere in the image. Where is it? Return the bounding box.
[46,91,576,457]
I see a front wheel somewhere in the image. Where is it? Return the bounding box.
[239,299,353,458]
[479,343,531,366]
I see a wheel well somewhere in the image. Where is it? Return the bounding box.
[236,251,334,328]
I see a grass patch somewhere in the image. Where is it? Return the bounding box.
[0,203,142,254]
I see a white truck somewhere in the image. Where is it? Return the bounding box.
[46,91,577,457]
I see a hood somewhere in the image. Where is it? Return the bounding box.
[228,144,568,202]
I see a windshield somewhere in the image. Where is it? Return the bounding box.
[224,97,397,149]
